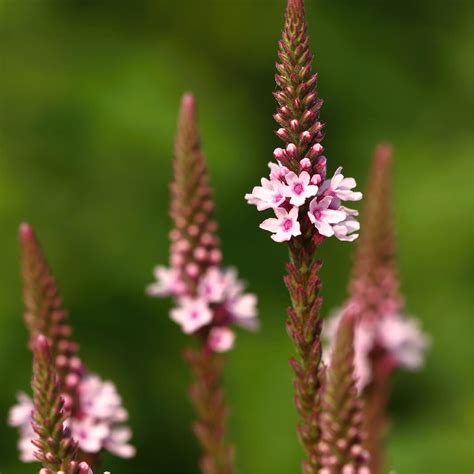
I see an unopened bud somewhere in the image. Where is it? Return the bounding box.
[187,224,199,238]
[300,158,311,171]
[65,373,80,389]
[273,148,287,162]
[185,263,199,278]
[289,119,299,131]
[276,128,291,142]
[300,130,312,144]
[286,143,298,159]
[209,249,222,264]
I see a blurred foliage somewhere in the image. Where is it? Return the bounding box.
[0,0,473,473]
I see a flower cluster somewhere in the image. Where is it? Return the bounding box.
[323,308,430,391]
[246,157,362,242]
[148,265,258,352]
[9,372,135,462]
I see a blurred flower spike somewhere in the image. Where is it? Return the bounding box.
[9,224,135,466]
[147,93,258,352]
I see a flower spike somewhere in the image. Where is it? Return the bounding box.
[245,1,362,471]
[323,145,429,473]
[10,224,135,466]
[148,93,258,474]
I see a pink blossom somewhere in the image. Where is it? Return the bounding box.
[319,167,363,202]
[299,158,311,171]
[323,308,429,390]
[260,207,301,242]
[170,297,213,334]
[228,292,258,320]
[78,375,129,423]
[9,374,135,462]
[332,218,360,242]
[283,171,318,206]
[104,426,136,458]
[198,266,228,303]
[244,177,286,211]
[378,313,430,369]
[199,266,259,330]
[268,161,290,181]
[308,196,346,237]
[208,327,236,352]
[8,392,32,427]
[146,266,184,297]
[71,419,109,453]
[8,392,36,462]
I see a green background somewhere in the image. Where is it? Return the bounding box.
[0,0,473,472]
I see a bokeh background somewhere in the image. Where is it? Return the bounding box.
[0,0,473,472]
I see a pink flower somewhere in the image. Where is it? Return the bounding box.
[76,374,135,459]
[8,392,32,427]
[283,171,318,206]
[78,375,129,423]
[146,266,184,297]
[228,293,259,330]
[319,167,363,201]
[333,221,360,243]
[268,161,290,181]
[245,177,286,211]
[103,426,136,458]
[8,392,36,462]
[170,297,213,334]
[308,196,346,237]
[199,267,259,329]
[208,327,236,352]
[260,207,301,242]
[71,419,109,453]
[198,266,228,303]
[323,308,429,391]
[9,374,135,462]
[378,313,430,369]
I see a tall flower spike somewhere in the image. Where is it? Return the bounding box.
[30,334,79,472]
[323,145,429,473]
[148,94,258,473]
[353,145,413,474]
[245,1,362,472]
[11,224,135,466]
[172,94,234,474]
[319,305,370,474]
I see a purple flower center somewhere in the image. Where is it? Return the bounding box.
[293,183,304,195]
[283,218,293,231]
[190,311,199,320]
[313,209,322,220]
